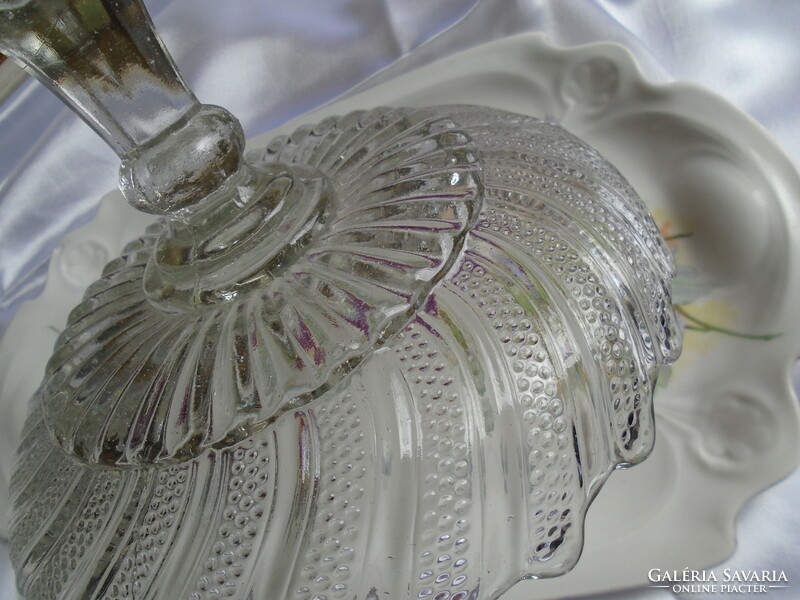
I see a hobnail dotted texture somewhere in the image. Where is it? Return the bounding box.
[9,422,124,600]
[440,106,678,366]
[30,471,118,600]
[476,201,652,460]
[290,395,369,600]
[485,160,674,366]
[447,254,585,568]
[189,440,273,600]
[10,105,680,600]
[394,323,475,600]
[103,465,191,600]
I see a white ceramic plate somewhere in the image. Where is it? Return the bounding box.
[2,34,799,599]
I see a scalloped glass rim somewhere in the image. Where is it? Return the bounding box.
[1,33,799,599]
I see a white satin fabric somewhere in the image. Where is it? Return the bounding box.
[1,1,799,599]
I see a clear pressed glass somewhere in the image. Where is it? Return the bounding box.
[0,1,681,599]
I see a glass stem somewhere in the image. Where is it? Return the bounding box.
[0,0,246,215]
